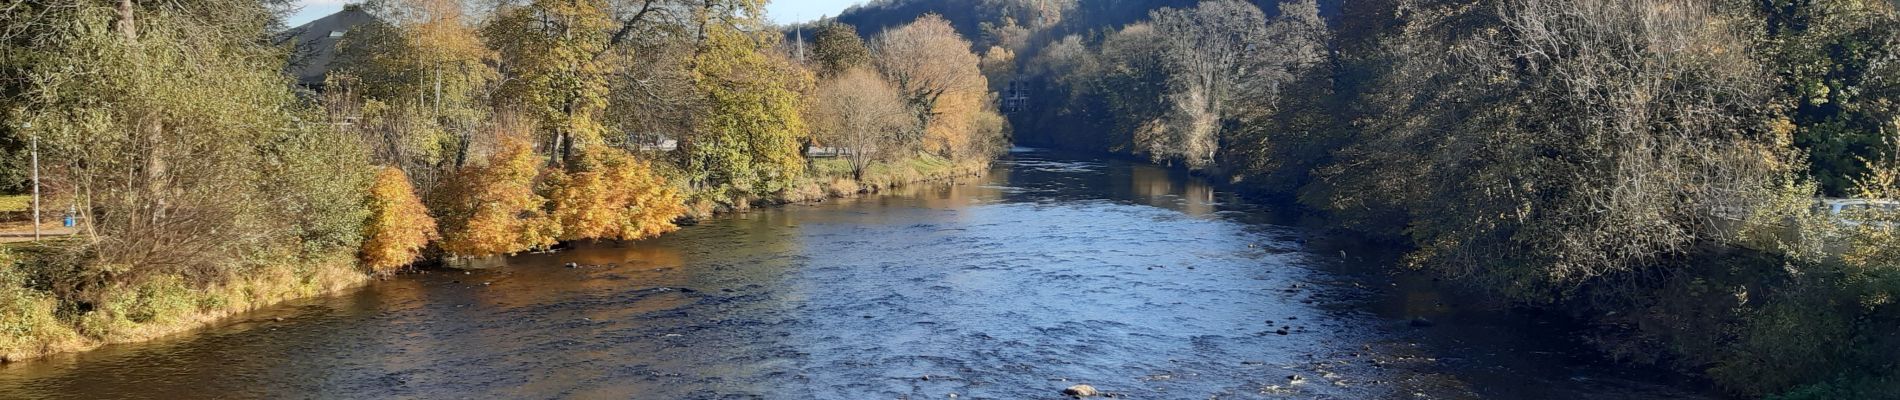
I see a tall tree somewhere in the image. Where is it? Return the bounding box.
[13,1,371,280]
[872,14,995,159]
[1145,0,1269,170]
[334,0,497,188]
[812,68,915,179]
[812,22,873,78]
[680,2,811,202]
[486,0,617,163]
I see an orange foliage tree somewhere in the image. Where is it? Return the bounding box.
[360,167,439,274]
[549,148,686,241]
[436,137,560,257]
[872,14,995,160]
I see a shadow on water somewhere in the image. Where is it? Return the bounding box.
[0,148,1712,399]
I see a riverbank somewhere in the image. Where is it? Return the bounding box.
[0,248,368,363]
[0,150,1713,399]
[683,154,991,217]
[783,155,989,202]
[1024,142,1900,398]
[0,154,990,364]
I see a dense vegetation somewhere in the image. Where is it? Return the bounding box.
[2,0,1897,397]
[0,0,1001,360]
[920,0,1897,397]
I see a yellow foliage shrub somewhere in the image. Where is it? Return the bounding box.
[360,167,439,274]
[550,148,687,241]
[436,137,559,257]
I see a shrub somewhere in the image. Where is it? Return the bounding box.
[0,248,76,357]
[360,167,438,274]
[548,148,686,242]
[435,137,558,257]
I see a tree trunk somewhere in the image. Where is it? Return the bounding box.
[433,68,443,114]
[550,131,566,166]
[116,0,137,41]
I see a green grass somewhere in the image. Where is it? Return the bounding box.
[808,158,856,179]
[0,195,27,213]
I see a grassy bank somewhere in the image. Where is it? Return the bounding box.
[781,155,987,203]
[680,153,991,217]
[0,242,366,362]
[0,195,26,213]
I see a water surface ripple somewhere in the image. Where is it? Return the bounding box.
[0,149,1705,399]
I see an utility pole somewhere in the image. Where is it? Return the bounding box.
[794,27,806,63]
[28,122,40,240]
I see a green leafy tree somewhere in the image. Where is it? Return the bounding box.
[812,22,872,78]
[1754,0,1900,195]
[681,8,810,202]
[485,0,616,162]
[17,3,370,279]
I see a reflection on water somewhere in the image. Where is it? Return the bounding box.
[0,148,1706,399]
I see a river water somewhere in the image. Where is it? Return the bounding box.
[0,149,1708,399]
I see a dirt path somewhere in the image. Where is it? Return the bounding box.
[0,223,79,243]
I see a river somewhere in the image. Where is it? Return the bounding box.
[0,149,1708,399]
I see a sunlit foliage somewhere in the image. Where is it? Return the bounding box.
[360,167,438,274]
[485,0,616,159]
[549,148,686,241]
[436,136,558,257]
[812,68,916,179]
[872,15,999,160]
[334,0,496,184]
[682,15,811,200]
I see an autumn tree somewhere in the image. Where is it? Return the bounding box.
[812,68,915,179]
[360,167,438,274]
[342,0,495,113]
[872,14,997,160]
[485,0,616,163]
[548,148,686,242]
[436,136,558,257]
[334,0,496,188]
[680,3,811,203]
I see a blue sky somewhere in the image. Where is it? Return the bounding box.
[287,0,866,27]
